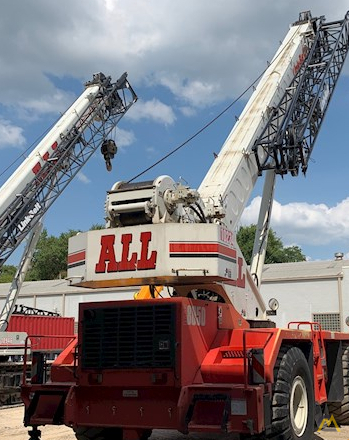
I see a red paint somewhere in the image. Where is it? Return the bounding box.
[170,242,218,253]
[292,45,308,76]
[32,140,60,176]
[8,315,74,351]
[218,244,236,259]
[237,257,246,288]
[137,231,157,270]
[118,234,137,271]
[32,163,41,175]
[169,242,236,259]
[67,250,86,265]
[95,235,119,273]
[95,232,157,273]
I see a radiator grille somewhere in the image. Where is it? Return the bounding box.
[81,304,176,369]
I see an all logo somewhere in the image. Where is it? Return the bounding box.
[95,231,157,273]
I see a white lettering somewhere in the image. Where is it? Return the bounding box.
[18,202,42,232]
[186,305,206,326]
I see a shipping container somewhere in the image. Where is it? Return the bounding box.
[7,315,75,352]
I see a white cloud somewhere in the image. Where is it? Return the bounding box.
[1,0,346,117]
[128,99,176,125]
[21,90,76,116]
[179,106,197,117]
[114,127,136,148]
[0,118,25,148]
[76,172,91,184]
[242,196,349,247]
[157,74,221,108]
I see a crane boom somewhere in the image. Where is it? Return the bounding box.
[197,15,314,229]
[0,72,137,267]
[253,12,349,175]
[198,12,349,229]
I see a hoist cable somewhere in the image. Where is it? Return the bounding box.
[127,27,300,184]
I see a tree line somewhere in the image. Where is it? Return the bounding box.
[0,224,305,283]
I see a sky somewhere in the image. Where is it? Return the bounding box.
[1,0,349,265]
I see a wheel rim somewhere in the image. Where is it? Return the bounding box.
[290,375,308,437]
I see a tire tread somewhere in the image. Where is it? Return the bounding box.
[328,343,349,425]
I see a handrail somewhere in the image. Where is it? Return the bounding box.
[22,334,76,385]
[287,321,323,331]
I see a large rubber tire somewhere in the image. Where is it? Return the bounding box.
[269,347,314,440]
[74,426,122,440]
[328,343,349,424]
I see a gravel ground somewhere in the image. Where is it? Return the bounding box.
[0,406,347,440]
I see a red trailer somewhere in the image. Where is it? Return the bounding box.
[0,313,75,406]
[8,314,74,353]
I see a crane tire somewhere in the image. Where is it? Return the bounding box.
[269,346,314,440]
[328,343,349,424]
[74,426,122,440]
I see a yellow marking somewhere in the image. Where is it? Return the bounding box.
[317,415,340,432]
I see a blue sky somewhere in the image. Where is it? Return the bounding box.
[1,0,349,265]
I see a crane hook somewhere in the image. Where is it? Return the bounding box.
[101,139,117,171]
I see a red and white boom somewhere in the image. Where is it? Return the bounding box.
[0,72,137,332]
[0,72,137,267]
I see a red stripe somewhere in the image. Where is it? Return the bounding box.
[68,250,86,264]
[218,244,236,259]
[169,242,236,258]
[170,243,217,253]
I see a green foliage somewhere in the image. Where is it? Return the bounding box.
[236,224,306,265]
[25,224,104,281]
[0,265,17,283]
[90,223,105,230]
[26,229,80,280]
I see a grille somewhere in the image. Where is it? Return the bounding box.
[313,313,341,332]
[81,304,175,369]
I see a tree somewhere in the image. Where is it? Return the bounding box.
[25,224,103,280]
[90,223,105,230]
[26,229,80,280]
[236,224,306,265]
[0,265,17,283]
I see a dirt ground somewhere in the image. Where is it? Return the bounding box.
[0,405,347,440]
[0,406,74,440]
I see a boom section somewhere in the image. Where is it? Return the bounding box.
[253,12,349,175]
[198,14,322,229]
[0,72,137,267]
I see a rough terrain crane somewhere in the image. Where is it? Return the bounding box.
[0,72,137,402]
[21,11,349,440]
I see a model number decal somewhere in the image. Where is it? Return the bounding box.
[186,305,206,327]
